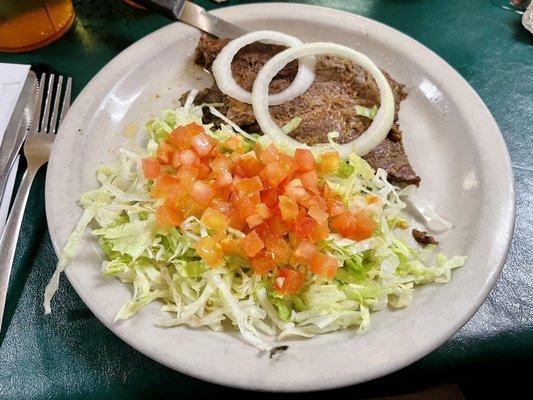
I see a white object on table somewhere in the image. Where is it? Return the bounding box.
[0,64,31,232]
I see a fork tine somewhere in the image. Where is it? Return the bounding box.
[49,75,63,134]
[28,74,47,135]
[41,73,55,132]
[59,77,72,126]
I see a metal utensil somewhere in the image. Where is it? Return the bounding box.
[0,73,72,332]
[0,71,38,205]
[133,0,247,38]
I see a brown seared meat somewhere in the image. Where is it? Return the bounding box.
[192,35,420,185]
[412,229,439,246]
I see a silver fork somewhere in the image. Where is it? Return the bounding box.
[0,73,72,331]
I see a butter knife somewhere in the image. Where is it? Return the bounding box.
[133,0,247,38]
[0,71,38,206]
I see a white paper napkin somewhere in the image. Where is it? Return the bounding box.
[0,63,31,233]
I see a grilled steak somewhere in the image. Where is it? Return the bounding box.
[192,35,420,185]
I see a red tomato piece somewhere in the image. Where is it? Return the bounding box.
[235,176,264,194]
[351,211,376,241]
[294,148,316,172]
[294,240,317,265]
[151,175,179,199]
[191,133,214,157]
[209,198,231,216]
[259,143,283,165]
[141,158,161,180]
[195,236,223,267]
[201,207,230,232]
[299,170,319,191]
[318,151,341,175]
[266,238,291,264]
[176,165,199,190]
[224,136,246,153]
[251,250,276,275]
[278,195,299,220]
[240,230,264,257]
[260,161,291,188]
[169,126,193,150]
[156,204,183,228]
[211,154,232,175]
[231,190,255,218]
[274,268,305,295]
[261,188,279,209]
[179,149,200,167]
[245,213,264,229]
[294,216,318,239]
[309,223,330,243]
[190,181,215,206]
[308,205,329,225]
[310,252,339,279]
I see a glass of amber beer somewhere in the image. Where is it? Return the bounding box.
[0,0,75,53]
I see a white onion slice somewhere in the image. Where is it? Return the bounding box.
[251,42,395,158]
[212,30,316,105]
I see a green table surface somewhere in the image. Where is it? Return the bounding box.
[0,0,532,398]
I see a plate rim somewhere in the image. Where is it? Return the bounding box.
[45,2,516,392]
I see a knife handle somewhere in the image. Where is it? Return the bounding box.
[132,0,186,19]
[0,167,37,331]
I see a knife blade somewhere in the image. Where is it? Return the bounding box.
[133,0,247,38]
[0,71,38,205]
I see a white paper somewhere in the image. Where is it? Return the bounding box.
[0,63,31,233]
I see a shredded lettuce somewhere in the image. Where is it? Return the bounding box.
[355,105,378,119]
[45,102,466,351]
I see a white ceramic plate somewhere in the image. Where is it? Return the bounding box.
[45,3,515,392]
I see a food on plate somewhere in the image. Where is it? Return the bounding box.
[192,34,420,185]
[45,31,465,351]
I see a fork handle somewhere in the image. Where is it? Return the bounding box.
[0,167,38,330]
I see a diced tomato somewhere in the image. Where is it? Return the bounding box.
[185,123,204,135]
[209,198,231,216]
[214,171,233,188]
[235,176,263,194]
[245,213,264,229]
[220,236,240,255]
[191,133,214,157]
[179,149,200,167]
[278,195,299,220]
[235,152,263,177]
[224,136,246,153]
[261,189,279,208]
[254,203,272,219]
[201,207,230,232]
[294,148,316,172]
[170,151,182,169]
[352,211,376,241]
[151,175,179,199]
[176,165,199,190]
[294,216,318,239]
[211,154,232,175]
[266,238,290,264]
[260,161,291,188]
[239,230,264,257]
[310,252,338,279]
[169,126,194,150]
[274,268,305,295]
[231,190,255,218]
[318,151,341,175]
[309,223,329,243]
[294,240,317,265]
[157,141,174,164]
[197,163,210,180]
[251,250,276,275]
[228,210,246,231]
[195,236,223,267]
[156,204,183,227]
[330,211,375,241]
[299,170,319,191]
[141,158,161,179]
[259,143,283,165]
[308,205,329,225]
[300,193,327,211]
[190,181,215,206]
[255,218,288,242]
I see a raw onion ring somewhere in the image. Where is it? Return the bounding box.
[251,42,395,158]
[212,30,316,106]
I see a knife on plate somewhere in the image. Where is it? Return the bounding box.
[133,0,248,38]
[0,71,39,205]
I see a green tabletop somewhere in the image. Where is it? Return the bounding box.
[0,0,532,398]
